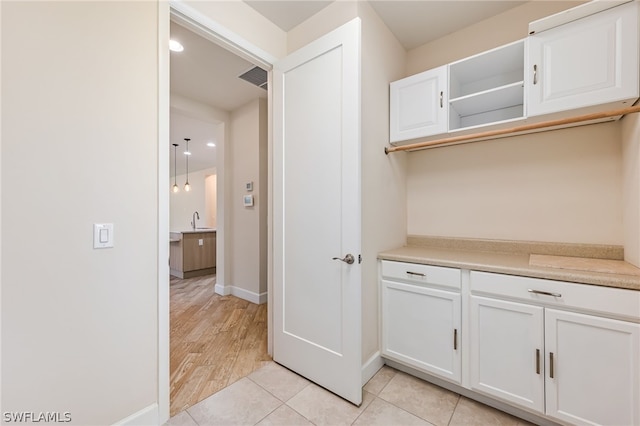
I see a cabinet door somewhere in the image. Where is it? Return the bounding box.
[182,233,215,271]
[381,280,461,383]
[469,296,544,413]
[545,309,640,426]
[528,2,639,117]
[390,65,447,142]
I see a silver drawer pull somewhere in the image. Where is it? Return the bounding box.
[406,271,426,277]
[528,289,562,298]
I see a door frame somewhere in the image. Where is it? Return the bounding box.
[158,2,277,423]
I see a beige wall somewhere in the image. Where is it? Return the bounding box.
[406,1,584,74]
[407,123,623,244]
[228,98,268,300]
[405,0,627,246]
[287,1,359,53]
[170,168,217,231]
[358,2,407,366]
[1,2,158,424]
[622,113,640,267]
[183,0,287,60]
[205,174,218,229]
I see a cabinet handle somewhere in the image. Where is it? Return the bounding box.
[453,329,458,350]
[528,289,561,298]
[533,64,538,85]
[406,271,425,277]
[440,91,443,108]
[536,349,540,374]
[549,352,555,378]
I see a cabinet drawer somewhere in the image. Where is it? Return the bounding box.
[470,271,640,321]
[381,261,461,290]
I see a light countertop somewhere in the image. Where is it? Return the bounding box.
[170,229,216,243]
[378,236,640,291]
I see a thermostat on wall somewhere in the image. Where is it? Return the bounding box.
[243,194,254,207]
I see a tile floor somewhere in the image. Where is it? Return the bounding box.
[164,362,534,426]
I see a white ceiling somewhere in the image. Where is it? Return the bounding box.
[169,1,531,175]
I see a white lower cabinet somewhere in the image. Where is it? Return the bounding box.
[470,271,640,426]
[381,261,640,425]
[380,261,461,383]
[545,309,640,426]
[469,296,545,412]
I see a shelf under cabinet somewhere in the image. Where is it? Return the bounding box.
[449,81,524,117]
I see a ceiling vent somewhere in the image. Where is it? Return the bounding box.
[238,66,268,90]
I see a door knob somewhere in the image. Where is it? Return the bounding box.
[332,254,355,264]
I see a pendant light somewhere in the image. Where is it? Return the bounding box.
[172,144,179,193]
[184,138,191,192]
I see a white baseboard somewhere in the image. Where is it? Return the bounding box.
[215,284,267,304]
[112,403,158,426]
[215,283,231,296]
[362,351,384,386]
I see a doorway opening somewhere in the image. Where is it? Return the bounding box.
[167,16,271,416]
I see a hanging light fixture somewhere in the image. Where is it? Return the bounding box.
[172,143,179,193]
[184,138,191,192]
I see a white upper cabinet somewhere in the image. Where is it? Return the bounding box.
[528,1,639,117]
[390,65,447,143]
[389,1,640,146]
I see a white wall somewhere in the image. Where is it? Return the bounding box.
[404,0,626,246]
[170,168,217,231]
[1,2,159,424]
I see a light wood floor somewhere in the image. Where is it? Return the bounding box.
[170,274,271,417]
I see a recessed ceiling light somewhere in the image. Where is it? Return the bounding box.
[184,151,191,155]
[207,142,216,147]
[169,40,184,52]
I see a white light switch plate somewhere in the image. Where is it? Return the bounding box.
[94,223,114,248]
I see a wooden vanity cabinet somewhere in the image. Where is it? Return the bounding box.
[170,232,216,278]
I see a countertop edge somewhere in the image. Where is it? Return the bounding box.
[378,248,640,292]
[171,229,217,234]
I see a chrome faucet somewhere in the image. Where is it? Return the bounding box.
[191,211,200,230]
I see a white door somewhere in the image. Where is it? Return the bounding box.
[528,1,639,117]
[545,309,640,426]
[272,18,362,405]
[469,296,545,413]
[389,65,448,142]
[381,280,461,383]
